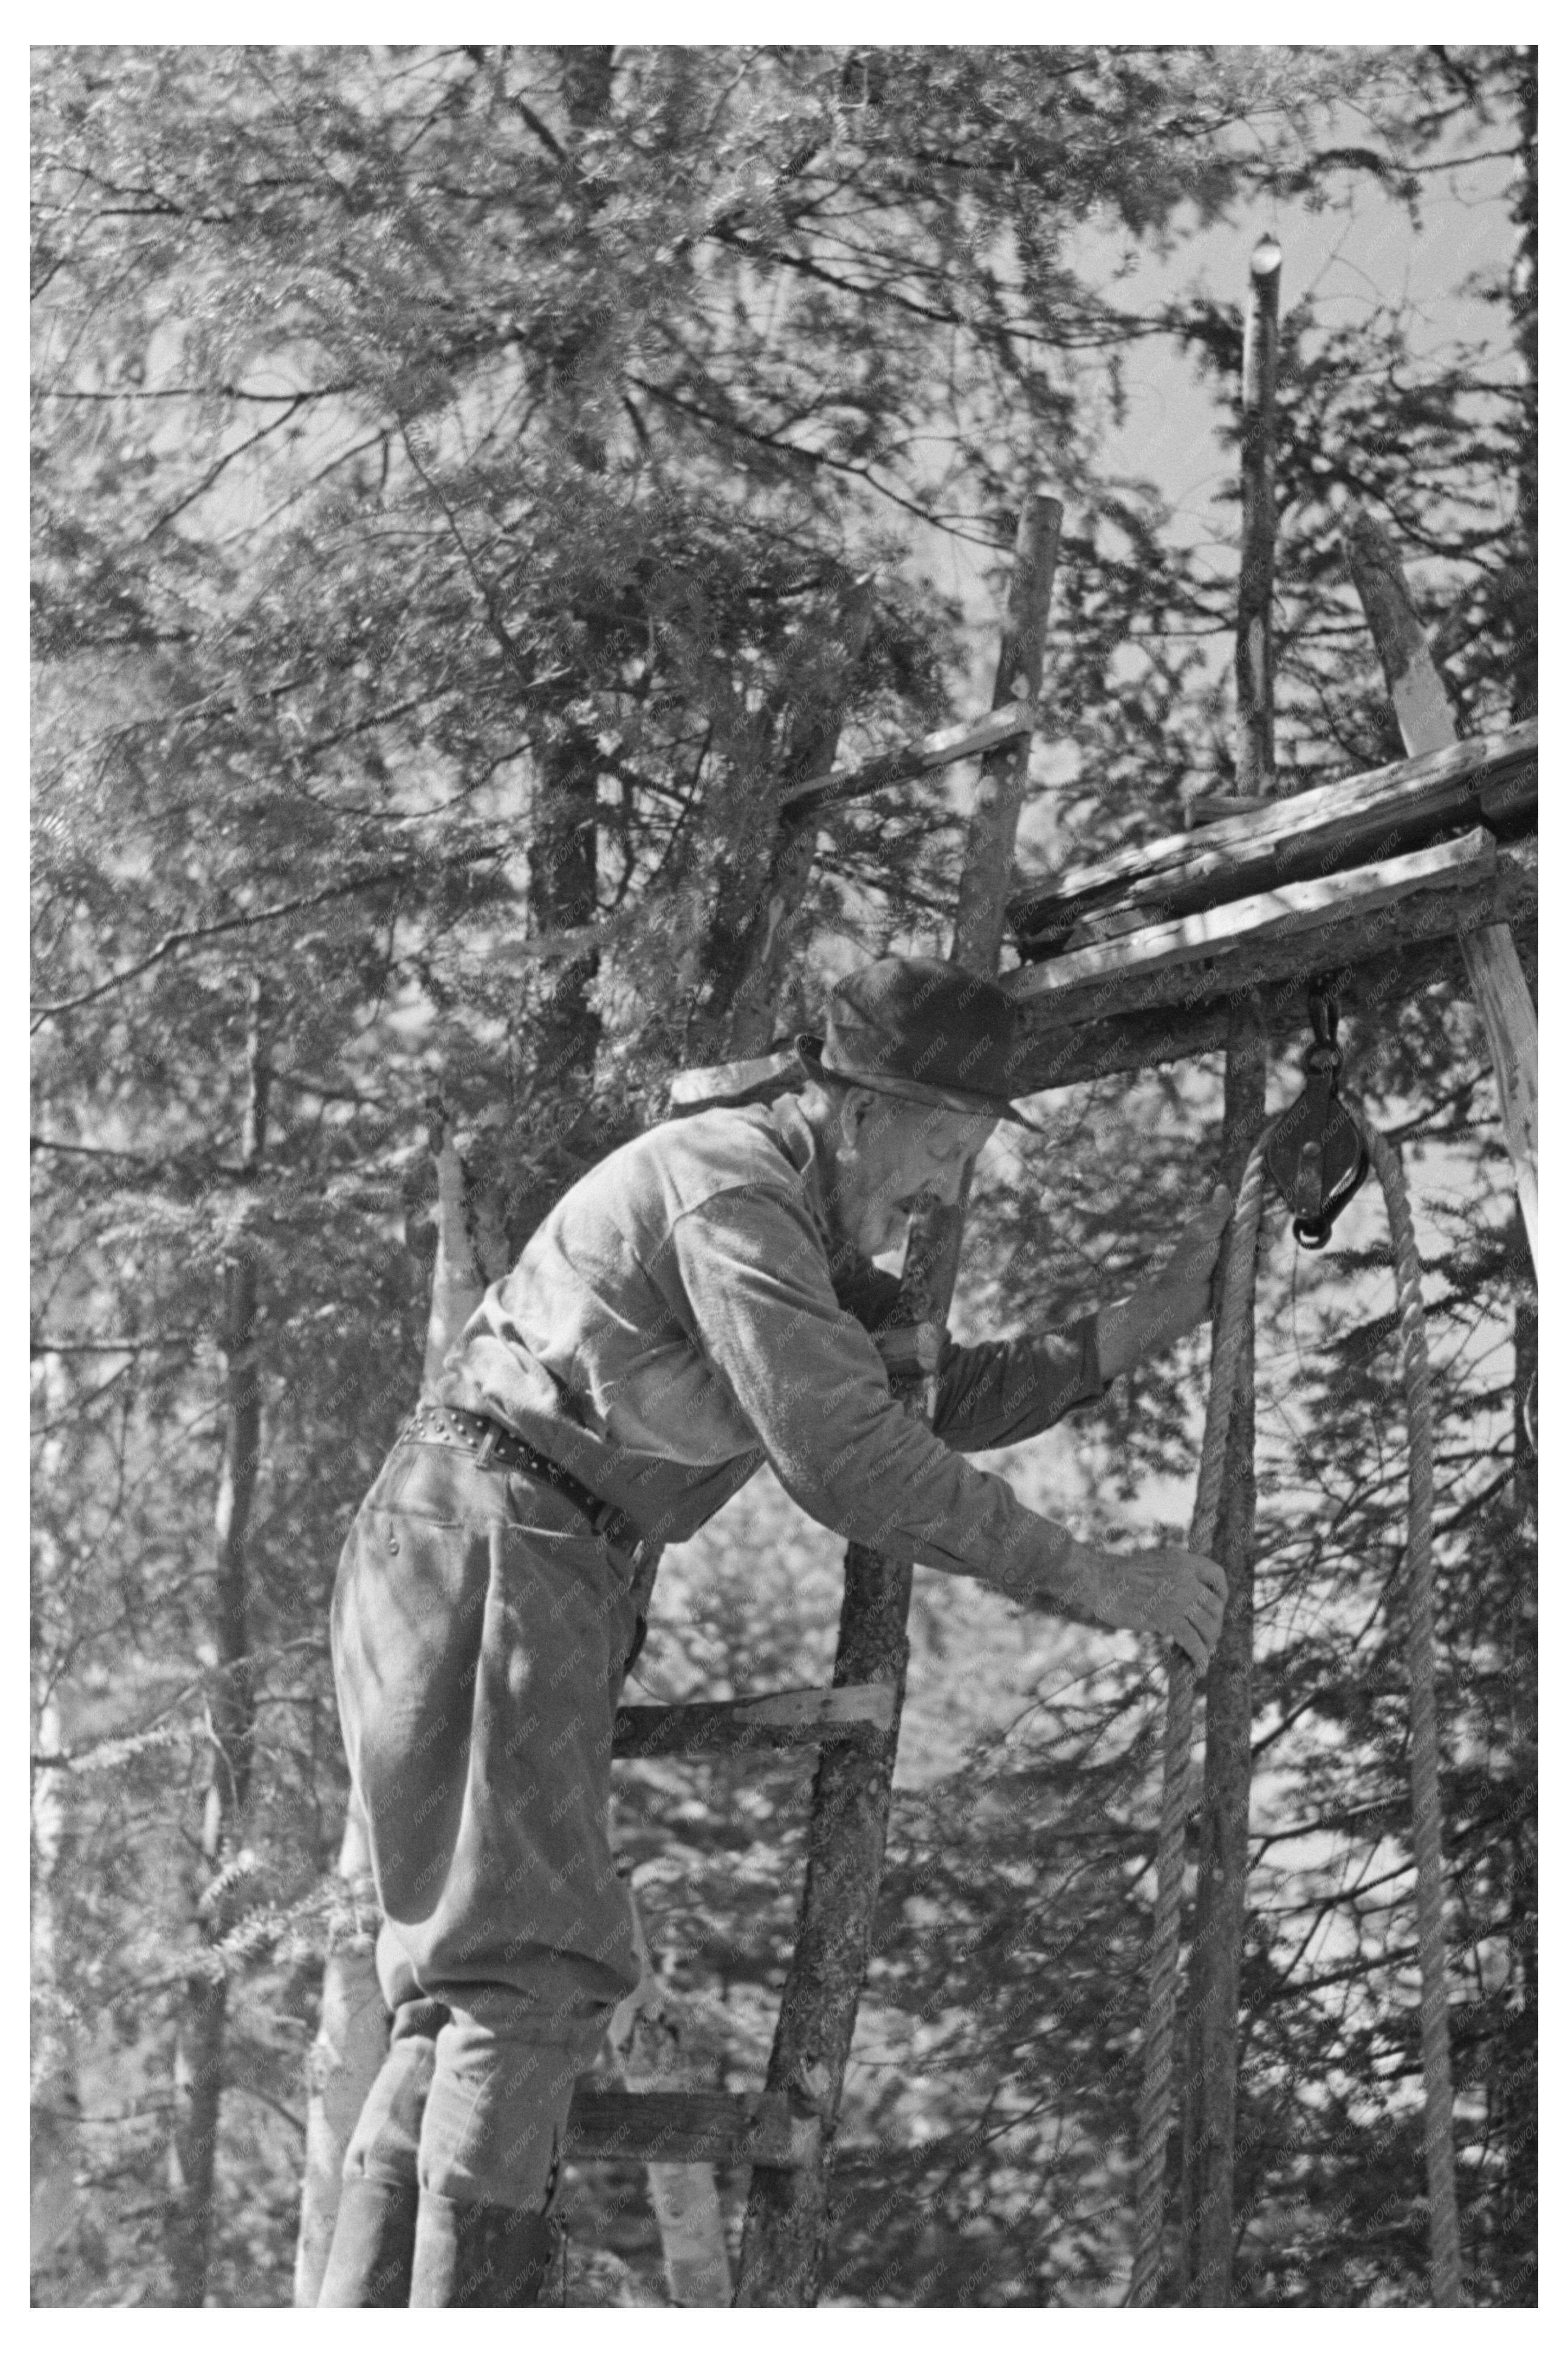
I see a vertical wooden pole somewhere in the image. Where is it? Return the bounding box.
[1234,237,1281,796]
[952,494,1062,972]
[734,494,1059,2306]
[1181,238,1280,2308]
[724,580,876,1058]
[1344,509,1538,1273]
[923,494,1063,1310]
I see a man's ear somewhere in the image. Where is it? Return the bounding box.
[838,1085,879,1145]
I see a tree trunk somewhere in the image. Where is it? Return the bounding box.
[32,1333,80,2290]
[528,721,604,1103]
[292,1801,385,2307]
[166,977,268,2306]
[607,1893,734,2307]
[1179,240,1279,2307]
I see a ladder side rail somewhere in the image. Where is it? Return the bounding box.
[734,493,1062,2307]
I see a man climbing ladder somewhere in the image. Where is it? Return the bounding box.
[318,954,1231,2306]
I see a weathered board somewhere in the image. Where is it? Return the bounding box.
[1003,850,1535,1095]
[566,2087,819,2171]
[613,1683,896,1759]
[1006,828,1499,1021]
[1008,717,1536,956]
[780,698,1034,817]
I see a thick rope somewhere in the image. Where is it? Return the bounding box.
[1128,1134,1270,2307]
[1127,1117,1462,2307]
[1360,1117,1462,2305]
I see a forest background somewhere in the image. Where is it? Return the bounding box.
[30,42,1537,2308]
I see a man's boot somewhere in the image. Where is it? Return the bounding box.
[409,2193,559,2307]
[315,2174,420,2307]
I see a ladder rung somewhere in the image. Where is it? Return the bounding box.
[565,2086,819,2171]
[612,1682,896,1759]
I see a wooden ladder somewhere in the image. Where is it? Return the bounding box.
[565,496,1062,2304]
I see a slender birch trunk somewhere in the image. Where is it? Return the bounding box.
[166,976,269,2304]
[31,1692,80,2282]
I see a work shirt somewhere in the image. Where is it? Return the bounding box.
[438,1091,1106,1589]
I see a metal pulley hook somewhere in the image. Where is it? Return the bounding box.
[1263,987,1371,1249]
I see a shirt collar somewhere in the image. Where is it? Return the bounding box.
[766,1090,872,1282]
[766,1089,827,1234]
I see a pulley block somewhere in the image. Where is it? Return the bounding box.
[1263,992,1371,1250]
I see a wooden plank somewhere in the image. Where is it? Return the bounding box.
[779,699,1034,818]
[1003,862,1535,1095]
[1346,507,1538,1273]
[1007,718,1536,955]
[1007,829,1497,1018]
[612,1682,896,1759]
[566,2086,819,2171]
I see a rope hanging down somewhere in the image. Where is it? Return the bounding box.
[1127,1119,1462,2307]
[1128,1132,1269,2309]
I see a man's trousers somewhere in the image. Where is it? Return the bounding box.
[329,1432,650,2213]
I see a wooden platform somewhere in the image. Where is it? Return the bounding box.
[1000,718,1537,1094]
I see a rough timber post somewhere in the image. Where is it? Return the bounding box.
[734,495,1059,2306]
[1180,236,1280,2309]
[724,579,876,1058]
[1345,508,1538,1274]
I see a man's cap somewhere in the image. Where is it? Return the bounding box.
[796,955,1045,1131]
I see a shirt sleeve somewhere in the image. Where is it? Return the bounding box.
[930,1321,1108,1453]
[822,1231,1109,1451]
[663,1187,1077,1589]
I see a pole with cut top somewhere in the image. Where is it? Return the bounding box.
[1178,234,1279,2309]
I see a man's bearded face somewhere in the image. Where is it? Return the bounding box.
[826,1088,998,1260]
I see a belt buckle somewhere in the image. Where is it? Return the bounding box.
[473,1424,499,1471]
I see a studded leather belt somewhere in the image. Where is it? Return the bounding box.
[400,1401,656,1570]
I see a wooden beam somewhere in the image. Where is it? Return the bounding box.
[779,699,1034,819]
[1346,508,1538,1272]
[1003,860,1535,1095]
[952,495,1062,972]
[566,2087,819,2171]
[1007,829,1499,1021]
[1007,718,1536,956]
[613,1683,896,1759]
